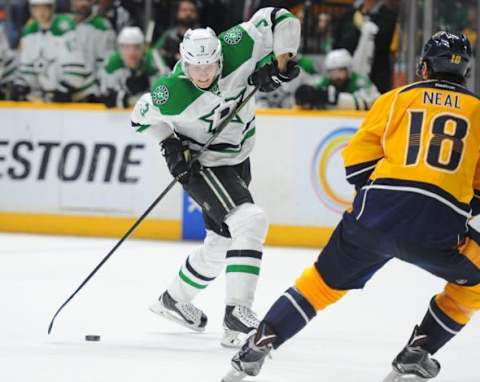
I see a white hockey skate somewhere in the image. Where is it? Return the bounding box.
[221,305,260,348]
[149,291,207,332]
[383,327,440,382]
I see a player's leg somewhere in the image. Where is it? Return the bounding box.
[226,212,392,380]
[385,238,480,381]
[149,228,231,331]
[201,159,268,346]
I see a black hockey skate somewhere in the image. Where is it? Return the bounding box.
[149,291,207,332]
[383,326,441,381]
[222,322,276,382]
[221,305,260,348]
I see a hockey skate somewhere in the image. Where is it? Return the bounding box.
[222,322,276,382]
[221,305,260,348]
[149,291,207,332]
[383,327,441,381]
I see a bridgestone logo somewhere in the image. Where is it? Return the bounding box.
[152,85,169,105]
[224,27,243,45]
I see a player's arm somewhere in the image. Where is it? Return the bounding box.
[57,27,96,101]
[337,79,380,110]
[131,93,196,185]
[471,159,480,216]
[131,93,173,140]
[245,7,301,91]
[342,91,393,189]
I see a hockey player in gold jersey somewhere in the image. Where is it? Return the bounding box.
[223,32,480,382]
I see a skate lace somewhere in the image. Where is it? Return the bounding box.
[235,306,260,328]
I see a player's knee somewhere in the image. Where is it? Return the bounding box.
[197,230,230,266]
[225,203,268,245]
[295,266,347,311]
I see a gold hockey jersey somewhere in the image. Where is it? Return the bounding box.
[342,80,480,248]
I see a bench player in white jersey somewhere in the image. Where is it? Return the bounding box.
[13,0,95,102]
[131,7,301,347]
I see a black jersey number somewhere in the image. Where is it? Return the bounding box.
[406,111,468,171]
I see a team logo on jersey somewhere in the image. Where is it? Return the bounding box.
[152,85,169,105]
[311,127,357,213]
[223,26,243,45]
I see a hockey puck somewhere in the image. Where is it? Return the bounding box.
[85,335,100,342]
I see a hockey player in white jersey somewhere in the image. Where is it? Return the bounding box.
[101,27,170,108]
[72,0,116,91]
[13,0,95,102]
[295,49,380,110]
[131,7,301,347]
[0,25,17,99]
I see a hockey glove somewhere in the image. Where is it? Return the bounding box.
[11,84,30,101]
[248,60,300,93]
[126,72,151,95]
[295,85,338,109]
[53,90,72,103]
[161,136,200,185]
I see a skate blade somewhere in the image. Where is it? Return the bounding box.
[383,370,428,382]
[221,329,250,348]
[149,303,205,333]
[221,368,248,382]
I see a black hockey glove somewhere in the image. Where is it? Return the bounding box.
[126,72,151,95]
[102,89,118,108]
[248,60,300,93]
[11,84,30,101]
[53,90,72,103]
[161,136,200,185]
[295,85,338,109]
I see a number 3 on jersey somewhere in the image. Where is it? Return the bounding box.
[405,110,469,171]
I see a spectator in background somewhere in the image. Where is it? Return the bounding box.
[72,0,116,100]
[334,0,397,93]
[101,26,169,108]
[317,12,333,54]
[295,49,379,110]
[95,0,132,34]
[154,0,199,69]
[0,24,17,99]
[13,0,95,102]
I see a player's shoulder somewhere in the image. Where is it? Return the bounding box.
[350,72,372,88]
[151,63,203,116]
[51,14,76,36]
[397,80,480,101]
[104,51,124,74]
[22,20,40,37]
[315,75,331,89]
[219,24,255,78]
[86,15,113,31]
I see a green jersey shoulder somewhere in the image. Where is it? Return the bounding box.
[22,15,75,37]
[316,71,373,93]
[150,63,203,116]
[86,15,112,31]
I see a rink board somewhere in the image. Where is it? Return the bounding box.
[0,102,365,247]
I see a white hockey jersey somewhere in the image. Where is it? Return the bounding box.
[0,25,17,94]
[74,14,116,79]
[101,48,170,108]
[131,7,301,167]
[16,15,95,101]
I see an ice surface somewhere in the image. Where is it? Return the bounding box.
[0,233,478,382]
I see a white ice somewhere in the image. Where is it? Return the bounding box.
[0,233,478,382]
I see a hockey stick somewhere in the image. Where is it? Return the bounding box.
[47,86,258,334]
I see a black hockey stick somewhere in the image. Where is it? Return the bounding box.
[47,86,258,334]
